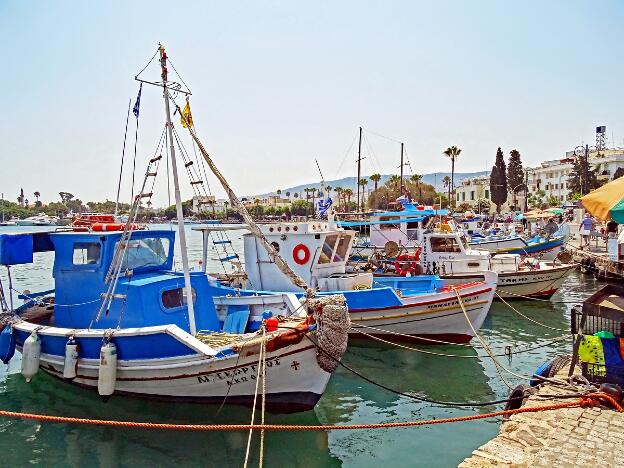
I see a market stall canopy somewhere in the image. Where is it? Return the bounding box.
[581,176,624,223]
[547,207,564,215]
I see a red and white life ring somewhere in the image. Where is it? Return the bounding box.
[394,249,422,276]
[292,244,311,265]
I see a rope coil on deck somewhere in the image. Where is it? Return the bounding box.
[0,392,619,432]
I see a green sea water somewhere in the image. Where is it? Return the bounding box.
[0,225,597,467]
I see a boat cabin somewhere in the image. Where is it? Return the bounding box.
[342,204,448,248]
[420,230,490,274]
[0,230,229,333]
[242,221,373,292]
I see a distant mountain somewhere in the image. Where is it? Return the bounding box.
[248,171,489,198]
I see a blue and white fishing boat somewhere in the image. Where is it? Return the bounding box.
[0,45,349,412]
[196,213,498,344]
[348,202,450,261]
[468,234,565,260]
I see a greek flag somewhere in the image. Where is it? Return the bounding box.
[132,83,143,118]
[317,197,333,218]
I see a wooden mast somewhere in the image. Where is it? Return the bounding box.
[159,44,197,335]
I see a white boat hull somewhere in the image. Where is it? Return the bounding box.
[441,263,577,299]
[14,322,332,412]
[347,280,496,343]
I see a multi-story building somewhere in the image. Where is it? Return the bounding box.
[526,148,624,204]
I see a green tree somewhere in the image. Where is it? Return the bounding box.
[358,178,368,211]
[388,175,402,190]
[370,173,382,191]
[443,175,452,205]
[343,188,354,211]
[568,150,599,195]
[410,174,423,201]
[614,167,624,180]
[443,146,462,207]
[489,147,508,213]
[507,149,524,208]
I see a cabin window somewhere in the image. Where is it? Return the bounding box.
[333,234,351,262]
[430,237,462,253]
[120,237,170,271]
[162,287,197,309]
[379,216,400,230]
[318,234,338,264]
[72,242,101,265]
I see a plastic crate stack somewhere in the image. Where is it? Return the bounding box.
[572,284,624,386]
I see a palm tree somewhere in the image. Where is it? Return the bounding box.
[334,187,343,210]
[285,191,291,199]
[370,173,381,191]
[442,175,451,205]
[344,188,354,211]
[410,174,423,202]
[293,192,299,199]
[443,146,462,208]
[388,174,402,190]
[33,191,41,208]
[358,178,368,210]
[325,185,332,199]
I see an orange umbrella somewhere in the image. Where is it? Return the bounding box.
[581,176,624,222]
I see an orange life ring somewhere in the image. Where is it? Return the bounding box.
[292,244,311,265]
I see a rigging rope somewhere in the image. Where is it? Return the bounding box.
[173,97,312,295]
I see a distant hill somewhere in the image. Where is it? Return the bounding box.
[248,171,489,198]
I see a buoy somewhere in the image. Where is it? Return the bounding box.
[21,330,41,382]
[0,325,16,364]
[63,336,79,380]
[98,342,117,399]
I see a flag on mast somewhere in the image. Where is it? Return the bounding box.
[181,97,193,128]
[132,83,143,118]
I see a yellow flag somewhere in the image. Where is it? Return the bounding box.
[181,99,193,128]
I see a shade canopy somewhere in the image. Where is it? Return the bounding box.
[581,176,624,223]
[523,209,553,220]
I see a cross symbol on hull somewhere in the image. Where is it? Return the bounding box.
[290,361,300,371]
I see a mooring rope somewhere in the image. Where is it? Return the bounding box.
[0,392,618,431]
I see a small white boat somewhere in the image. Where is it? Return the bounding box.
[15,213,58,226]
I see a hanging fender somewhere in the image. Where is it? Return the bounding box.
[21,330,41,383]
[292,244,311,265]
[63,336,79,380]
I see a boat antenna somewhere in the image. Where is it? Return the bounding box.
[158,44,197,334]
[399,142,405,197]
[175,103,312,295]
[114,98,132,217]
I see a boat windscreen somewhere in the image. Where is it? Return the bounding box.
[120,237,170,270]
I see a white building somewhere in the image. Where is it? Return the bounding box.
[455,175,524,212]
[527,148,624,204]
[191,195,227,214]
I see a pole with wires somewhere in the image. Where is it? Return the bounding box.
[114,99,132,217]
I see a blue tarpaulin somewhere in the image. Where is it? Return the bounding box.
[0,234,33,265]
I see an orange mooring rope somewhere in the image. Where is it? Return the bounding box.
[0,393,620,432]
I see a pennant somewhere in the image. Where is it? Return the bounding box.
[132,83,142,118]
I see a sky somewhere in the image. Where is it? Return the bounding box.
[1,1,623,207]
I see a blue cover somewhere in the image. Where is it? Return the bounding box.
[0,325,16,364]
[0,234,33,265]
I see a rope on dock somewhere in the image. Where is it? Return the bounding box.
[0,392,619,432]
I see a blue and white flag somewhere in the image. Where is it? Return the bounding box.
[317,197,333,218]
[132,83,143,118]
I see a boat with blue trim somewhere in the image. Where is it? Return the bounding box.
[0,45,350,413]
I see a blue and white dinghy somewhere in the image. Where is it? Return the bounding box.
[0,45,349,413]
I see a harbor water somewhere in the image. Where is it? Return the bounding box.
[0,225,594,467]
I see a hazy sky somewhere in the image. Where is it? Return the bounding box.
[1,1,623,207]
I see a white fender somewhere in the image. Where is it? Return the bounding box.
[21,330,41,383]
[98,342,117,398]
[63,337,79,380]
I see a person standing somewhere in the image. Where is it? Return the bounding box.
[544,218,559,238]
[579,214,594,248]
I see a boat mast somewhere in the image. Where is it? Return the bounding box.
[159,44,197,335]
[399,142,404,197]
[356,126,362,212]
